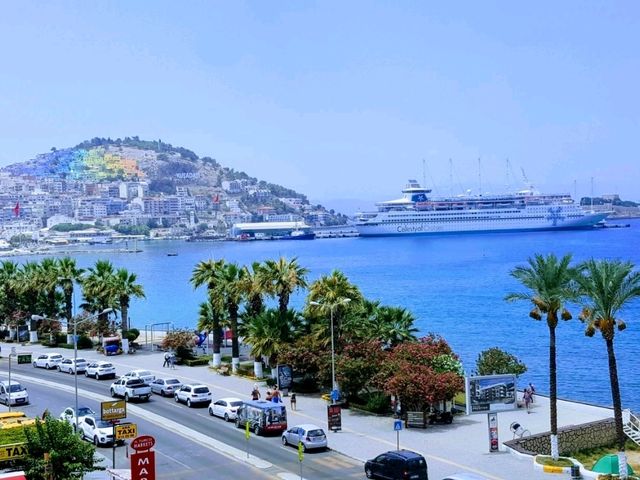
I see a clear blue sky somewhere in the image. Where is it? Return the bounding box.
[1,1,638,211]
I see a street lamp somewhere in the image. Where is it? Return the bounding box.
[32,308,113,432]
[310,298,351,402]
[7,347,16,413]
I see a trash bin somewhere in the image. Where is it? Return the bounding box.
[570,464,581,479]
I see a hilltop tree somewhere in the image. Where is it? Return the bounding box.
[476,347,527,377]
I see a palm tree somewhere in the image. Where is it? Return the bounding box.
[81,260,118,336]
[370,306,418,347]
[505,253,577,460]
[211,262,244,373]
[575,259,640,479]
[111,268,145,332]
[264,257,308,318]
[191,259,226,367]
[56,257,84,324]
[240,261,270,377]
[0,260,20,319]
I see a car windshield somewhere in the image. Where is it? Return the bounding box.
[137,371,152,376]
[78,407,94,416]
[166,379,180,385]
[194,387,209,394]
[230,401,243,407]
[8,384,25,392]
[307,429,325,437]
[96,420,112,428]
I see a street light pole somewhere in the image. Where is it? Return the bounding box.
[310,297,351,403]
[32,307,113,431]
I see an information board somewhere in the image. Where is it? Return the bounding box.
[465,374,517,415]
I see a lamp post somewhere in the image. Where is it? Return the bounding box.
[32,308,113,431]
[7,347,16,413]
[310,298,351,402]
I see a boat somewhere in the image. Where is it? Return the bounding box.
[355,180,611,237]
[167,252,178,256]
[281,229,316,240]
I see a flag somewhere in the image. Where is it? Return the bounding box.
[13,202,20,217]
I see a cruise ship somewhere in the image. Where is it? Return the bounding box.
[355,180,610,237]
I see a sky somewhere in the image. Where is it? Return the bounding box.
[1,1,639,212]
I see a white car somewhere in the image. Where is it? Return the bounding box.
[58,358,88,374]
[85,361,116,380]
[208,397,243,421]
[174,384,212,407]
[78,416,121,446]
[150,378,182,397]
[121,369,156,384]
[32,353,64,369]
[59,406,96,430]
[282,424,328,451]
[0,381,29,406]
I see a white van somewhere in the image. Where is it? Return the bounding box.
[0,380,30,406]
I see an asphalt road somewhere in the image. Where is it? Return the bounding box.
[2,361,364,479]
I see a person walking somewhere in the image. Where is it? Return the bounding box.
[523,388,532,414]
[265,389,273,401]
[290,393,297,410]
[251,385,261,401]
[169,352,176,369]
[528,382,536,403]
[163,352,170,367]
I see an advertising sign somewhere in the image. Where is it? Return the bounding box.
[488,412,499,452]
[465,374,517,415]
[101,400,127,422]
[131,435,155,452]
[131,450,155,480]
[327,404,342,432]
[115,423,138,440]
[277,364,293,391]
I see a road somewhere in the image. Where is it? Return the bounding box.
[2,360,364,479]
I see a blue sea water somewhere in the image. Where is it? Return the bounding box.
[13,220,640,410]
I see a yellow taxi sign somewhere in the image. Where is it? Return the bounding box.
[0,443,28,462]
[115,423,138,440]
[298,441,304,462]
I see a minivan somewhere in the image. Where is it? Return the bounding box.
[0,381,30,406]
[365,450,428,480]
[235,400,287,435]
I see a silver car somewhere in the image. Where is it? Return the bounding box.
[282,424,328,451]
[150,378,182,397]
[58,357,88,374]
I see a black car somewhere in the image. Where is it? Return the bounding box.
[365,450,428,479]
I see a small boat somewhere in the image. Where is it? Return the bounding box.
[281,230,316,240]
[167,252,178,256]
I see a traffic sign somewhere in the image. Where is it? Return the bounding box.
[101,400,127,422]
[17,354,31,365]
[115,423,138,440]
[394,420,403,431]
[131,435,155,452]
[298,441,304,462]
[330,389,340,402]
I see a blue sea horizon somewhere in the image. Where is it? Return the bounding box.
[12,219,640,411]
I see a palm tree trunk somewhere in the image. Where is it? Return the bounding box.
[65,291,73,323]
[549,324,559,459]
[253,356,264,379]
[211,312,221,367]
[121,303,129,332]
[606,337,628,479]
[279,294,288,319]
[230,307,240,373]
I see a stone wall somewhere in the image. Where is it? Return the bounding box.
[505,418,616,455]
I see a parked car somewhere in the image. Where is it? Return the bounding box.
[365,450,428,480]
[78,416,122,446]
[121,369,156,384]
[281,424,327,451]
[150,378,182,397]
[110,378,152,402]
[208,397,243,421]
[174,384,212,407]
[441,474,489,480]
[32,353,64,369]
[0,381,29,406]
[59,406,96,430]
[85,361,116,380]
[58,358,88,374]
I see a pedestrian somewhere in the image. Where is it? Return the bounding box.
[290,393,297,410]
[251,384,261,401]
[523,388,532,414]
[163,352,170,367]
[169,352,176,369]
[265,389,273,401]
[528,383,536,403]
[272,388,281,403]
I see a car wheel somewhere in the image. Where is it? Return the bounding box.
[110,389,116,397]
[85,371,89,377]
[281,436,288,446]
[93,436,99,446]
[253,424,260,435]
[208,407,214,416]
[124,393,130,402]
[46,363,51,369]
[187,399,192,408]
[33,362,37,368]
[159,390,164,397]
[224,413,229,422]
[95,373,100,380]
[69,369,74,374]
[174,395,180,403]
[365,467,374,479]
[57,366,61,372]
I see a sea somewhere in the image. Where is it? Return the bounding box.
[10,219,640,411]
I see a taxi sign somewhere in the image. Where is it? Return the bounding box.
[17,354,31,365]
[297,441,304,462]
[115,423,138,440]
[101,400,127,421]
[0,443,28,462]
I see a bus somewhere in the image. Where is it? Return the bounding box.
[235,400,287,436]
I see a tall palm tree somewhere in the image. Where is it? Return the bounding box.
[111,268,145,332]
[211,262,244,373]
[0,260,20,320]
[56,257,84,324]
[191,259,226,367]
[240,261,270,377]
[81,260,117,336]
[575,259,640,479]
[264,257,308,318]
[37,257,60,318]
[505,253,577,460]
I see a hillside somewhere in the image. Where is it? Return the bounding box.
[1,136,347,226]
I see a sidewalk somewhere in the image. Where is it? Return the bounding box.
[6,343,614,479]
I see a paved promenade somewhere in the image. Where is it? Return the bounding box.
[3,342,614,479]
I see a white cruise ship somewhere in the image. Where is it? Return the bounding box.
[355,180,610,237]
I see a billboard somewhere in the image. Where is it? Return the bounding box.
[277,364,293,391]
[465,374,517,415]
[101,400,127,421]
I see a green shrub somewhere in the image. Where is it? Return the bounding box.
[58,343,74,349]
[183,358,210,367]
[77,336,94,349]
[352,392,390,414]
[176,345,195,362]
[122,330,139,342]
[293,375,319,393]
[55,333,67,344]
